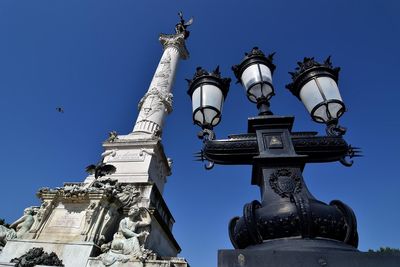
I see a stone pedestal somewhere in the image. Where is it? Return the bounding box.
[84,136,171,194]
[87,257,188,267]
[0,178,183,267]
[0,239,95,266]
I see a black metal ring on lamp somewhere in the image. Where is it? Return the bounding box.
[247,79,275,116]
[256,96,273,116]
[192,105,221,140]
[310,99,346,136]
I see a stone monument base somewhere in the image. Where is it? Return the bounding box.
[219,240,400,267]
[0,239,96,267]
[87,257,189,267]
[0,240,189,267]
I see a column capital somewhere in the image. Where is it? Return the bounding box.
[159,33,189,60]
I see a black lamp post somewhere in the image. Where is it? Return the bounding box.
[187,48,364,264]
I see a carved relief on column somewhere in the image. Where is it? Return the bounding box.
[133,49,176,136]
[132,29,189,136]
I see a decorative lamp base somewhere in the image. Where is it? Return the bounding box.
[219,240,400,267]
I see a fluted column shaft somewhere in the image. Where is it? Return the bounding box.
[133,33,189,136]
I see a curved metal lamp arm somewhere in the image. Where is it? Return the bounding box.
[340,145,362,167]
[194,149,215,170]
[326,119,347,137]
[195,128,216,170]
[197,128,216,141]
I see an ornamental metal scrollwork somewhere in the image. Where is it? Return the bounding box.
[269,169,302,198]
[287,56,340,83]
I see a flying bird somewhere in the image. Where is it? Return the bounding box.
[56,107,64,113]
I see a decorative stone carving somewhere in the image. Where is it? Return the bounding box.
[99,206,154,266]
[175,11,193,39]
[0,207,36,248]
[139,149,154,157]
[155,53,171,78]
[10,247,64,267]
[37,180,119,200]
[137,87,173,117]
[35,180,124,244]
[37,180,145,208]
[81,202,100,236]
[107,131,118,143]
[30,201,52,234]
[97,203,120,246]
[101,149,117,160]
[167,157,173,170]
[137,51,173,119]
[86,162,117,179]
[115,184,141,208]
[92,179,119,194]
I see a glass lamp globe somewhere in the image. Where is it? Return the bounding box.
[187,67,231,129]
[286,56,345,124]
[232,47,276,103]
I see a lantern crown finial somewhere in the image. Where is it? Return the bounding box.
[232,47,276,83]
[186,66,231,99]
[286,56,341,94]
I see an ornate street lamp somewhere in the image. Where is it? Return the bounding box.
[232,47,276,115]
[286,57,346,136]
[187,66,231,139]
[188,48,362,265]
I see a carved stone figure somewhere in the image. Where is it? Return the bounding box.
[101,149,117,163]
[97,205,119,247]
[92,178,118,195]
[175,12,193,39]
[63,183,87,198]
[115,185,141,208]
[99,206,152,266]
[137,87,174,118]
[167,157,173,166]
[30,202,51,234]
[86,162,117,179]
[82,202,100,236]
[0,208,35,248]
[107,131,118,142]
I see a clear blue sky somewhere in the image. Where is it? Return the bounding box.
[0,1,399,266]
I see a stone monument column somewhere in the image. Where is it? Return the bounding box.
[132,33,189,137]
[0,14,192,267]
[84,31,190,193]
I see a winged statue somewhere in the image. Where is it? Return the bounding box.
[175,11,193,39]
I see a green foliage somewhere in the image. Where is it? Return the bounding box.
[368,247,400,253]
